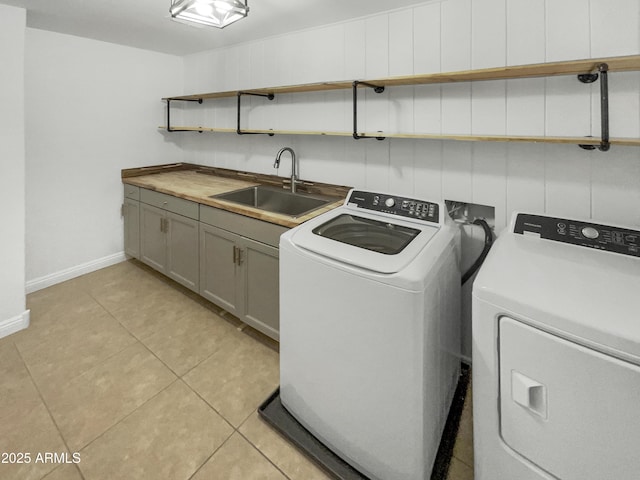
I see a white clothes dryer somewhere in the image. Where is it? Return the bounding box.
[279,189,461,480]
[473,213,640,480]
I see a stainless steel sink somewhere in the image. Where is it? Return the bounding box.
[211,185,335,217]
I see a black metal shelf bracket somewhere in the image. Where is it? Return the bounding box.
[578,63,610,152]
[352,81,386,140]
[166,98,203,132]
[237,91,275,136]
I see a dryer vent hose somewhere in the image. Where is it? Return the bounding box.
[461,218,493,285]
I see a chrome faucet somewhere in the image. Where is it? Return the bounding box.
[274,147,301,193]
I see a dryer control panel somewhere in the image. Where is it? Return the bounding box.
[514,213,640,258]
[347,190,440,224]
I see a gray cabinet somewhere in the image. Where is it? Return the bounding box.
[123,185,141,259]
[124,184,287,339]
[139,189,199,293]
[140,202,167,272]
[166,211,200,292]
[200,205,285,340]
[199,224,242,314]
[241,236,280,337]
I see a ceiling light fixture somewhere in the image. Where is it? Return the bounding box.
[170,0,249,29]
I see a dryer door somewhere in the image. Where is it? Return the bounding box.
[499,317,640,480]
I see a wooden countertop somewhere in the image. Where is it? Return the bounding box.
[122,163,350,228]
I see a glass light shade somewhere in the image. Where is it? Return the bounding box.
[170,0,249,28]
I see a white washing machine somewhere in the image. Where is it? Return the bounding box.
[279,189,461,480]
[473,213,640,480]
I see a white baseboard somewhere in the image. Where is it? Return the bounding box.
[0,310,30,339]
[26,252,127,294]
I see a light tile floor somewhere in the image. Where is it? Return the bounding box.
[1,260,474,480]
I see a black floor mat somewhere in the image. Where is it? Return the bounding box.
[258,363,471,480]
[430,363,471,479]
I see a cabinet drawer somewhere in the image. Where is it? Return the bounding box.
[140,188,199,220]
[123,184,140,200]
[200,205,288,248]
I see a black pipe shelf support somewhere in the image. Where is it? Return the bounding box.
[166,98,203,132]
[352,81,386,140]
[578,63,610,152]
[237,91,275,136]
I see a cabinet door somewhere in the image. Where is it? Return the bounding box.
[199,223,241,315]
[123,198,140,259]
[238,237,280,340]
[166,212,199,293]
[140,203,167,273]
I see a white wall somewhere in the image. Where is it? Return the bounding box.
[0,5,29,336]
[179,0,640,360]
[25,29,184,290]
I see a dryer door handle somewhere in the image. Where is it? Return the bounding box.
[511,371,547,419]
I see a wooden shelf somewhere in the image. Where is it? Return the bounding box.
[162,55,640,149]
[359,133,640,146]
[163,81,353,101]
[159,126,237,133]
[159,126,640,147]
[165,55,640,101]
[159,127,353,136]
[237,129,353,137]
[368,55,640,87]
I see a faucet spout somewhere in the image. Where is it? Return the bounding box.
[275,147,300,193]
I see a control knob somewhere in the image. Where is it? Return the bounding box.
[385,198,395,208]
[581,226,599,239]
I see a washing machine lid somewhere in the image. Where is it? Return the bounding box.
[311,213,421,255]
[474,213,640,360]
[289,206,440,274]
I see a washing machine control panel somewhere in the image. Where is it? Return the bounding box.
[347,190,440,224]
[514,213,640,258]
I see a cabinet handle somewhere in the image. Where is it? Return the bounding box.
[237,248,244,265]
[233,245,237,264]
[121,204,125,217]
[163,218,169,233]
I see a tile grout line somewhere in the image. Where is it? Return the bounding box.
[89,259,279,368]
[184,429,236,480]
[176,376,288,478]
[75,377,182,454]
[22,289,108,355]
[64,339,178,450]
[86,264,252,383]
[21,263,285,479]
[81,264,266,440]
[29,264,327,479]
[177,377,239,433]
[237,429,294,480]
[30,273,145,390]
[20,269,157,480]
[83,279,225,383]
[126,327,188,378]
[453,455,474,470]
[177,327,249,380]
[11,339,87,480]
